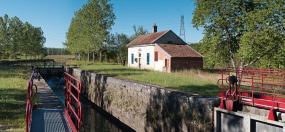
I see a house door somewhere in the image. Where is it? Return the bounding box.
[138,53,141,69]
[139,58,141,68]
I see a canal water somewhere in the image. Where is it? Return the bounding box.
[44,76,133,132]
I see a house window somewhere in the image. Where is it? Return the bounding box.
[147,53,150,65]
[131,54,134,64]
[154,51,158,61]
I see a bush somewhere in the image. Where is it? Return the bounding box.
[40,53,46,59]
[9,54,14,60]
[0,54,6,60]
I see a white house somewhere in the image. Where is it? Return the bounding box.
[126,23,203,73]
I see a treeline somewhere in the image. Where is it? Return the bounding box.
[0,14,46,60]
[46,47,71,55]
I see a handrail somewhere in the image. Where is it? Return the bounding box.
[218,67,285,120]
[64,72,85,132]
[26,71,37,132]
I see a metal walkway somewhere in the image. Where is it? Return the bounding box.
[29,75,73,132]
[30,109,72,132]
[26,71,84,132]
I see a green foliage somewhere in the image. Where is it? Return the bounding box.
[129,25,149,41]
[64,0,116,62]
[0,14,46,60]
[192,0,285,68]
[107,33,130,62]
[188,42,201,52]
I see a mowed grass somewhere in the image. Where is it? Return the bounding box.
[0,66,38,131]
[69,61,221,96]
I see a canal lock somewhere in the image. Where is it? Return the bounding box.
[34,65,134,132]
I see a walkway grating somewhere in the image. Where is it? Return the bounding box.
[30,109,72,132]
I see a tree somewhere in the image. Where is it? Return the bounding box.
[129,25,148,41]
[8,16,24,59]
[22,22,34,59]
[0,14,46,60]
[107,33,130,62]
[64,0,116,62]
[0,14,10,59]
[192,0,285,68]
[188,42,201,52]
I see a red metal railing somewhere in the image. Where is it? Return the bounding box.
[26,71,37,132]
[64,72,85,132]
[218,67,285,121]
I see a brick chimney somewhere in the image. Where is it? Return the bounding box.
[152,23,157,33]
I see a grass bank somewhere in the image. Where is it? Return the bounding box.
[0,66,39,131]
[68,61,221,96]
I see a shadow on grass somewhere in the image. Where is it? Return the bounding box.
[0,88,27,122]
[0,66,30,80]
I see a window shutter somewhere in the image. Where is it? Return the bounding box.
[154,51,158,61]
[131,54,134,64]
[147,53,150,65]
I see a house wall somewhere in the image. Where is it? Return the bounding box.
[155,31,185,44]
[154,45,171,73]
[128,44,155,70]
[171,57,203,71]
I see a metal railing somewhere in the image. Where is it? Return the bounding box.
[217,67,285,121]
[26,71,37,132]
[64,72,85,132]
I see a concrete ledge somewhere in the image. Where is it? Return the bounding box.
[214,107,285,132]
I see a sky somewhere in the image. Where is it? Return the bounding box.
[0,0,204,48]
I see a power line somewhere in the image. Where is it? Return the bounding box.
[180,15,186,42]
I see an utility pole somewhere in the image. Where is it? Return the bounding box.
[180,15,186,42]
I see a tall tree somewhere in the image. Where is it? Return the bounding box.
[65,0,116,62]
[192,0,285,68]
[0,14,10,59]
[9,16,24,59]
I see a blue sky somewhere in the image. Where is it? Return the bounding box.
[0,0,204,48]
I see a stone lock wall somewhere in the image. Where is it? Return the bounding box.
[65,67,219,132]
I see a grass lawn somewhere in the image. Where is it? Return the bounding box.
[0,66,39,131]
[69,61,221,96]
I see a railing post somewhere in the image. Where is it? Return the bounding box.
[261,69,264,95]
[251,71,254,106]
[221,69,224,92]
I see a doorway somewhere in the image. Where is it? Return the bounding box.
[138,53,141,69]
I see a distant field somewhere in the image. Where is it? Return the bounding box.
[45,55,75,59]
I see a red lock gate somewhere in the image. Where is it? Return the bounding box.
[217,67,285,121]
